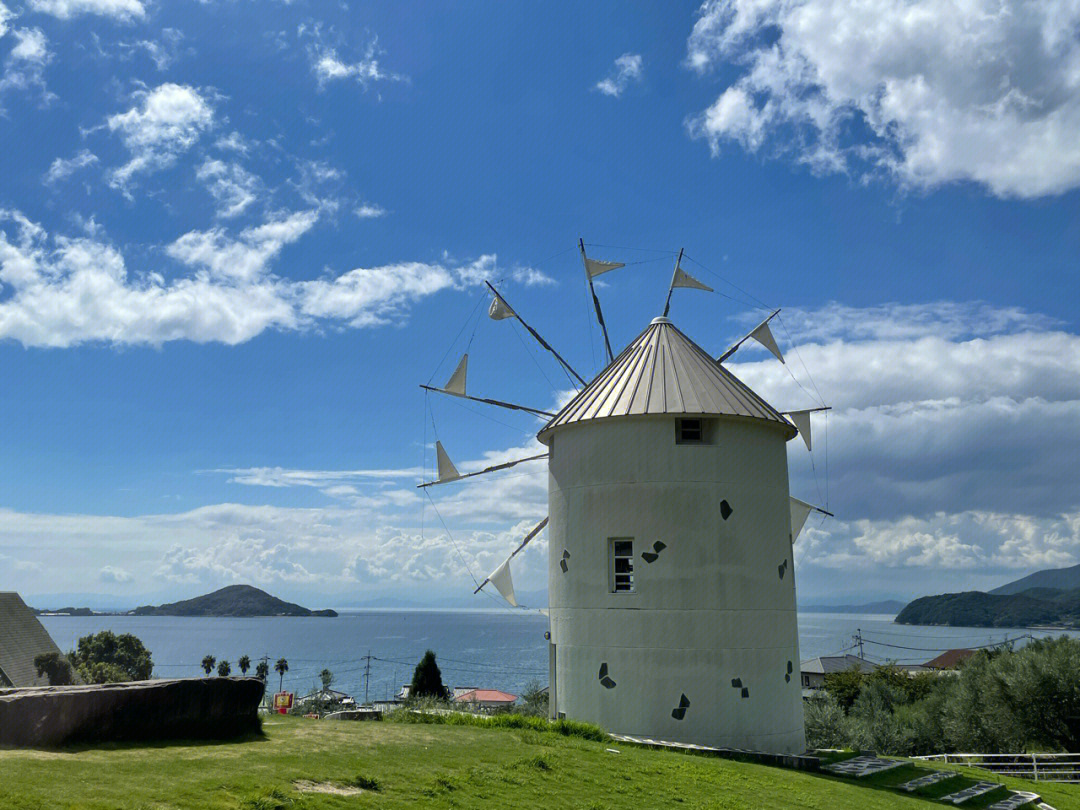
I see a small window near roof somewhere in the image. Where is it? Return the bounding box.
[676,418,704,444]
[610,538,634,593]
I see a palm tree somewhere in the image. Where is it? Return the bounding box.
[255,660,269,681]
[274,657,289,692]
[238,655,251,676]
[217,660,231,677]
[201,655,216,676]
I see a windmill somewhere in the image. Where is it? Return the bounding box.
[419,244,830,754]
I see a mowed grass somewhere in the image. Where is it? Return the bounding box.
[0,715,1077,810]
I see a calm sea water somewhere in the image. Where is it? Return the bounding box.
[39,611,1079,702]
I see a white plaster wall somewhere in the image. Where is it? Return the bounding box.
[545,415,805,753]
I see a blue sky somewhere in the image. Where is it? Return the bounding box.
[1,0,1079,607]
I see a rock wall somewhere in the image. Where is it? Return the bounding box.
[0,677,264,747]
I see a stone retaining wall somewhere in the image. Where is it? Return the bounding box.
[0,677,264,747]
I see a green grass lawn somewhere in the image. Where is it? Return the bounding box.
[1,715,1078,810]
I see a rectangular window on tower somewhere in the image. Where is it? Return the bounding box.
[610,538,635,593]
[676,418,707,444]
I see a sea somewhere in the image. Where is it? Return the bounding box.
[39,611,1079,702]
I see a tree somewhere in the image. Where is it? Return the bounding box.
[275,657,289,692]
[320,668,334,691]
[409,650,449,701]
[238,655,251,676]
[201,655,217,676]
[34,652,74,686]
[823,666,865,712]
[68,631,153,683]
[217,660,231,677]
[255,660,269,681]
[520,680,548,717]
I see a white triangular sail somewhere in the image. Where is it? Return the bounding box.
[444,353,468,397]
[790,497,814,542]
[749,320,784,363]
[435,441,460,483]
[488,294,515,321]
[787,409,812,451]
[671,266,713,292]
[584,257,625,278]
[488,558,517,607]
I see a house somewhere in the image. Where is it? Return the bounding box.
[924,649,975,670]
[451,685,479,699]
[800,654,878,690]
[296,688,356,708]
[0,592,75,687]
[453,688,518,711]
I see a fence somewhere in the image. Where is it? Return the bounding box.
[914,753,1080,783]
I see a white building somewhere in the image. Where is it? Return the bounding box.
[538,317,806,754]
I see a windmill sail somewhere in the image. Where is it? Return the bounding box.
[435,441,461,483]
[474,516,549,605]
[487,558,517,606]
[584,257,624,278]
[790,497,833,542]
[671,266,713,291]
[444,353,468,396]
[786,409,812,451]
[749,320,784,363]
[488,293,516,320]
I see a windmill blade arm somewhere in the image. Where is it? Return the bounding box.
[473,516,549,594]
[417,452,549,488]
[419,385,556,418]
[717,309,781,363]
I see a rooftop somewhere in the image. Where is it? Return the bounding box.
[800,654,879,675]
[538,317,794,442]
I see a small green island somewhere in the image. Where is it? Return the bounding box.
[37,585,337,618]
[896,563,1080,628]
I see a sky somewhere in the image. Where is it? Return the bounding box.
[1,0,1079,608]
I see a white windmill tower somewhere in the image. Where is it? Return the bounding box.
[419,245,830,755]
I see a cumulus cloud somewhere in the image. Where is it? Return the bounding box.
[28,0,144,21]
[596,53,643,97]
[195,159,260,218]
[686,0,1080,198]
[99,565,132,583]
[106,83,215,192]
[0,209,549,348]
[43,149,98,184]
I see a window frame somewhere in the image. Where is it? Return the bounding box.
[609,537,635,593]
[675,417,711,445]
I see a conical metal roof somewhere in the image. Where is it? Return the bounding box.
[538,317,794,443]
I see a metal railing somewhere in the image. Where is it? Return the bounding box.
[914,753,1080,783]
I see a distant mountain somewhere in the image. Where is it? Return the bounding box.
[800,600,906,615]
[990,564,1080,596]
[896,588,1080,628]
[132,585,337,618]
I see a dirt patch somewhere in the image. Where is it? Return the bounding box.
[293,780,366,796]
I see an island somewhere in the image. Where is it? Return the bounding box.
[131,585,338,618]
[896,564,1080,628]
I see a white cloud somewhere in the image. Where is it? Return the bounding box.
[309,37,404,90]
[195,159,259,218]
[28,0,144,21]
[99,565,132,583]
[214,131,252,155]
[0,210,545,348]
[43,149,98,184]
[106,83,215,192]
[117,29,184,71]
[212,466,421,488]
[686,0,1080,198]
[0,27,53,104]
[354,203,386,219]
[596,52,643,97]
[0,2,13,38]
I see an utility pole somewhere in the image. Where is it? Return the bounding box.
[363,651,372,706]
[853,628,864,659]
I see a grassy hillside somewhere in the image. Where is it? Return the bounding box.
[2,714,1076,810]
[896,589,1080,627]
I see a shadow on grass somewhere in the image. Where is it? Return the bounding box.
[3,726,269,755]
